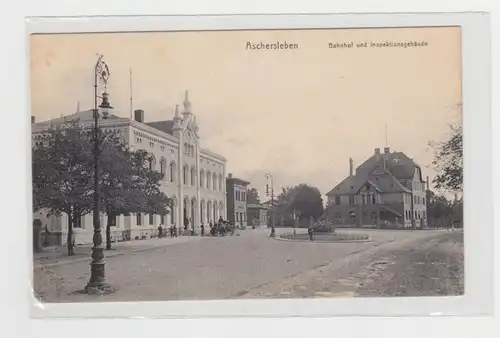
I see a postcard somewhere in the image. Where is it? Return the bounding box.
[28,13,492,318]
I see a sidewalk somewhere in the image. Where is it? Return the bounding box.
[33,235,203,268]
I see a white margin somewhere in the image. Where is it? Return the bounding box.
[25,12,492,319]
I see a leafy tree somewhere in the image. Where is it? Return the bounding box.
[431,123,463,192]
[275,184,324,223]
[32,120,172,253]
[32,120,94,256]
[246,187,261,204]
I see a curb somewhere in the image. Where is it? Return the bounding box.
[34,237,203,269]
[273,237,371,244]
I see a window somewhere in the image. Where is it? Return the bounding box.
[200,170,205,188]
[160,158,166,179]
[149,142,154,148]
[242,192,246,201]
[160,214,165,225]
[191,167,196,186]
[371,194,376,204]
[137,214,142,226]
[183,165,189,185]
[149,214,154,225]
[335,196,341,205]
[212,173,217,190]
[423,197,426,205]
[236,191,240,201]
[206,172,211,190]
[362,195,366,204]
[74,216,82,228]
[170,162,176,182]
[218,174,223,191]
[349,195,355,205]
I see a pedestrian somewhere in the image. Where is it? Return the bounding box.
[157,224,163,238]
[169,225,174,238]
[173,224,178,237]
[200,222,205,237]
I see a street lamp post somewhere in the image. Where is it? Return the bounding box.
[85,54,114,294]
[265,173,275,238]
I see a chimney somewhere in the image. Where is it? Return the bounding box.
[384,147,390,154]
[228,173,233,179]
[349,157,354,176]
[426,176,430,191]
[134,109,144,123]
[31,116,35,124]
[374,148,381,163]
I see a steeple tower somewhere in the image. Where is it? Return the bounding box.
[182,89,192,116]
[172,105,183,138]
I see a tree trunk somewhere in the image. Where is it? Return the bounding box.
[67,213,74,256]
[106,210,113,250]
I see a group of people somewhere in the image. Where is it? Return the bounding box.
[156,216,237,238]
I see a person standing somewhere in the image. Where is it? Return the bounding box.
[200,222,205,237]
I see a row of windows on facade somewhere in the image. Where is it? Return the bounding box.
[148,158,224,191]
[136,137,197,159]
[333,209,426,221]
[332,193,426,206]
[183,143,195,157]
[70,205,226,229]
[235,190,247,201]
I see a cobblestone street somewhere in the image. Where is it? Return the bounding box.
[33,229,463,302]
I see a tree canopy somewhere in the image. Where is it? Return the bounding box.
[431,123,463,192]
[32,119,172,253]
[246,187,261,204]
[275,184,324,222]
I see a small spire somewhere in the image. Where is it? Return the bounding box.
[183,89,191,114]
[76,101,80,113]
[174,105,180,119]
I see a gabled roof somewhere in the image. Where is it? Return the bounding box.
[326,164,412,196]
[356,151,418,179]
[146,120,175,135]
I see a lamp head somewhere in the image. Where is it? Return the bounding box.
[98,92,113,119]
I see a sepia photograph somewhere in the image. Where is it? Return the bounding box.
[30,25,464,304]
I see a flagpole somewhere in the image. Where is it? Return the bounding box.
[129,68,133,119]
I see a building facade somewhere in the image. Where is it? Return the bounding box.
[326,147,427,229]
[225,174,250,227]
[32,91,227,245]
[246,203,268,228]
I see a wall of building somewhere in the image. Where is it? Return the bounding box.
[226,181,248,227]
[32,109,227,244]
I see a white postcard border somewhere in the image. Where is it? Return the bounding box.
[27,12,492,319]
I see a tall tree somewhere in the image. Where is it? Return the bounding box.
[431,123,463,192]
[32,120,94,256]
[246,187,261,204]
[275,184,324,223]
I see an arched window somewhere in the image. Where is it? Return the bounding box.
[206,171,211,190]
[219,201,224,219]
[212,173,217,190]
[200,200,206,223]
[218,174,223,191]
[183,165,189,185]
[170,197,177,225]
[160,158,166,179]
[184,142,188,155]
[148,155,156,171]
[191,166,196,186]
[213,200,217,221]
[170,161,176,182]
[200,169,205,188]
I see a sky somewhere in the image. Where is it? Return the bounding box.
[30,27,462,201]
